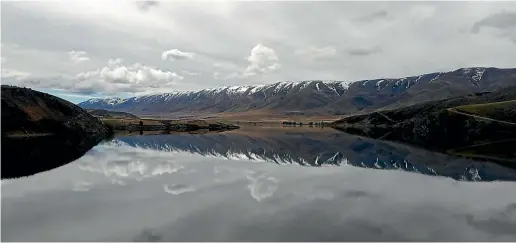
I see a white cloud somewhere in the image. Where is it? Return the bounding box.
[213,71,239,80]
[73,63,184,93]
[294,46,337,60]
[108,58,124,66]
[68,50,90,64]
[213,62,241,71]
[1,68,31,80]
[243,44,281,77]
[161,49,195,61]
[182,70,201,76]
[4,62,184,95]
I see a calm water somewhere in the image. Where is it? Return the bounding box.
[2,126,516,241]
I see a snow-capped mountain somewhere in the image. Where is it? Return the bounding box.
[79,67,516,115]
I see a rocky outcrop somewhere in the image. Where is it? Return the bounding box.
[1,85,112,178]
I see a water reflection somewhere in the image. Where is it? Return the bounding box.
[110,128,516,182]
[1,134,102,179]
[2,127,516,241]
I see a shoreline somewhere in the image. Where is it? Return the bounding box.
[100,118,240,133]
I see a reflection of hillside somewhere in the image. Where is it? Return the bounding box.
[113,130,516,182]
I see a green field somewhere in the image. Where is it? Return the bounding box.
[455,100,516,123]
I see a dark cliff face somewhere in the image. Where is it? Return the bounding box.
[1,85,112,179]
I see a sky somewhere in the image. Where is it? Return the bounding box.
[1,1,516,103]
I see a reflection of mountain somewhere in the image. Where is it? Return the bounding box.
[112,129,516,182]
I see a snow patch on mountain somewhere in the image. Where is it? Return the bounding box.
[429,73,442,83]
[274,82,295,93]
[249,85,266,95]
[376,80,386,90]
[100,97,127,106]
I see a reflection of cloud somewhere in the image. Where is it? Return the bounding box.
[72,181,91,192]
[465,203,516,236]
[163,184,195,195]
[132,228,162,242]
[78,160,183,183]
[245,171,278,202]
[344,190,376,199]
[181,169,198,175]
[213,166,239,184]
[77,144,185,185]
[305,191,335,201]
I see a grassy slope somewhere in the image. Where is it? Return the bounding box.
[454,100,516,123]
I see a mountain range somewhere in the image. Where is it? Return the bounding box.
[79,67,516,117]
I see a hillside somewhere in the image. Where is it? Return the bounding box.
[1,85,112,178]
[79,67,516,117]
[331,86,516,161]
[87,109,139,119]
[454,100,516,123]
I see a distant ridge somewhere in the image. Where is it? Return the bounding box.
[79,67,516,116]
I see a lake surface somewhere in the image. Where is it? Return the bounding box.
[2,126,516,241]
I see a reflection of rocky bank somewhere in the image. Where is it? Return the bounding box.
[112,130,516,182]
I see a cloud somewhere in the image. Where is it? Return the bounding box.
[355,11,388,23]
[74,62,184,93]
[407,5,436,21]
[181,70,201,76]
[135,1,159,12]
[161,49,195,61]
[213,62,241,71]
[68,50,90,63]
[108,58,124,66]
[213,71,239,80]
[472,11,516,33]
[294,46,337,60]
[243,44,280,77]
[3,2,516,95]
[1,68,31,80]
[347,46,382,56]
[7,61,184,95]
